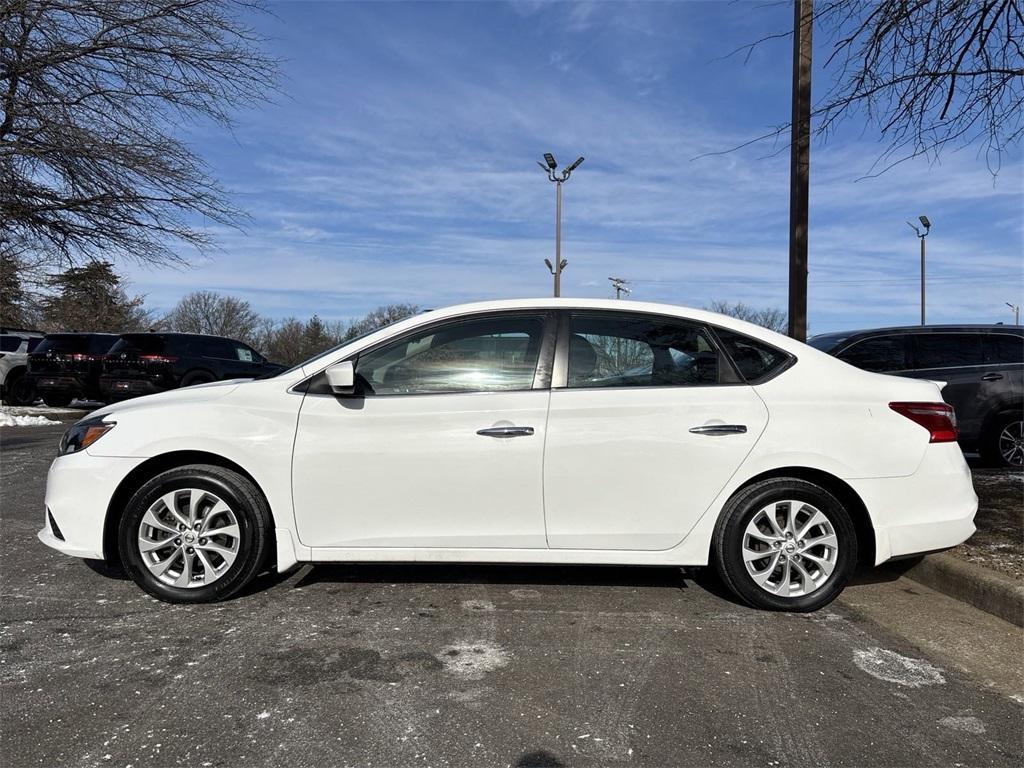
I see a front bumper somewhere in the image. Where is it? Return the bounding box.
[38,450,146,560]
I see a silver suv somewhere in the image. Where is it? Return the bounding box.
[0,328,45,406]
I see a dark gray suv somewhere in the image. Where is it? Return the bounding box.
[809,325,1023,468]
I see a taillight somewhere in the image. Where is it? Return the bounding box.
[889,402,958,443]
[139,355,178,364]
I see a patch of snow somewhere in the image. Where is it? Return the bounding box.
[938,716,986,734]
[853,647,946,688]
[0,409,59,427]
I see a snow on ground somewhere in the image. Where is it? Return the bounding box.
[0,408,60,427]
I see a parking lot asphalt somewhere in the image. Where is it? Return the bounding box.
[2,421,1023,768]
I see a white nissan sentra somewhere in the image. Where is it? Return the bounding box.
[39,299,977,611]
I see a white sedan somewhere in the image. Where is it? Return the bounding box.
[38,299,976,611]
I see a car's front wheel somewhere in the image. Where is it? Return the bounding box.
[712,478,858,612]
[118,464,271,603]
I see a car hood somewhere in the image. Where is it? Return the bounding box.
[91,378,247,419]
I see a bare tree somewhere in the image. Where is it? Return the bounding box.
[0,0,276,269]
[722,1,1024,173]
[706,300,788,333]
[163,290,261,343]
[343,303,420,341]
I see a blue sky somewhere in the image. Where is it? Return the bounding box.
[124,0,1024,333]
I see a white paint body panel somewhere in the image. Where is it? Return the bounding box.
[292,390,550,548]
[36,298,977,574]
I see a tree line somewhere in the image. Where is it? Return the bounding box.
[0,256,419,366]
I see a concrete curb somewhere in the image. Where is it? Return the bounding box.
[902,553,1024,627]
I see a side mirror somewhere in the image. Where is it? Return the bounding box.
[325,360,356,395]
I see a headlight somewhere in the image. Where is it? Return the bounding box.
[59,416,116,456]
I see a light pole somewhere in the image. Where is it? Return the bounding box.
[538,152,584,297]
[1008,302,1021,325]
[906,215,931,325]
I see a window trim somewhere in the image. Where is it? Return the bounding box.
[705,324,796,384]
[551,309,745,391]
[297,309,558,398]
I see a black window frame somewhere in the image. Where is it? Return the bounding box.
[298,310,559,397]
[552,310,745,390]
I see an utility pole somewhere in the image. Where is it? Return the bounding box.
[608,277,630,299]
[907,215,931,325]
[787,0,813,342]
[539,152,584,297]
[1008,302,1021,325]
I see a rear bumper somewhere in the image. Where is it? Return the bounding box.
[38,450,146,561]
[29,374,86,394]
[851,443,978,565]
[99,376,165,400]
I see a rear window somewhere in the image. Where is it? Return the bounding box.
[913,334,984,369]
[34,335,93,354]
[87,335,117,355]
[807,333,849,353]
[714,328,792,382]
[108,335,169,355]
[985,334,1024,364]
[837,336,908,372]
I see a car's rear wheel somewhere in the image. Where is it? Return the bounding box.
[980,413,1024,469]
[2,370,35,406]
[118,464,271,603]
[713,478,858,612]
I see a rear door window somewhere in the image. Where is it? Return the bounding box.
[984,334,1024,364]
[836,336,908,372]
[0,336,22,352]
[913,334,984,369]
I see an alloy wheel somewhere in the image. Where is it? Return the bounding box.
[137,488,241,588]
[997,420,1024,467]
[742,499,839,597]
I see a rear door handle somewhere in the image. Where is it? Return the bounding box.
[689,424,747,435]
[477,426,535,438]
[981,373,1003,381]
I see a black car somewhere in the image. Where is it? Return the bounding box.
[99,332,284,401]
[809,325,1024,467]
[28,333,119,406]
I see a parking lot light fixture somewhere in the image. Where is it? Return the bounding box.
[538,152,585,297]
[907,215,931,325]
[1008,302,1020,325]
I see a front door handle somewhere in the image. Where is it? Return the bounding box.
[981,373,1003,381]
[477,426,535,438]
[689,424,748,435]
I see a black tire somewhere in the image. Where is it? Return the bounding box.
[979,413,1024,469]
[712,478,858,612]
[2,369,35,406]
[180,371,215,388]
[118,464,271,603]
[42,393,73,408]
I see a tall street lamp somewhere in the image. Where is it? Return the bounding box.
[538,152,584,297]
[1008,302,1021,325]
[907,215,931,325]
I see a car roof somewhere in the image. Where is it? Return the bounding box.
[0,327,44,336]
[811,324,1024,340]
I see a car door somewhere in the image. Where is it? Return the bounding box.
[542,311,770,550]
[291,311,556,549]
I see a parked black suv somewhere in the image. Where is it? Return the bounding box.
[99,332,284,401]
[28,333,119,406]
[809,325,1024,467]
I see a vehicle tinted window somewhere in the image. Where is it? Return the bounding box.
[234,344,257,362]
[837,336,907,372]
[715,328,791,381]
[108,335,167,355]
[985,334,1024,364]
[192,337,233,358]
[34,335,92,354]
[914,334,984,369]
[355,314,546,395]
[567,313,719,388]
[0,336,22,352]
[807,333,849,352]
[26,337,43,353]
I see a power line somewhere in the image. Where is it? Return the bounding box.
[608,277,631,299]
